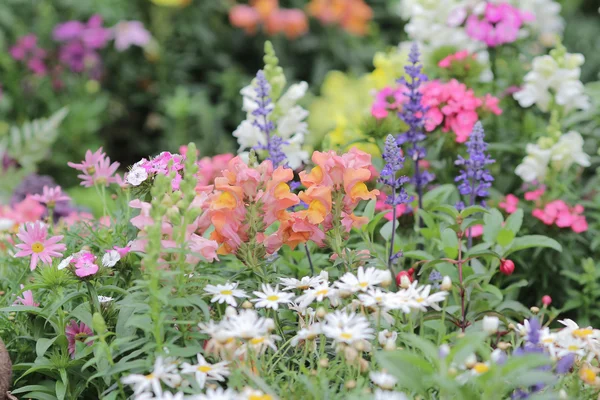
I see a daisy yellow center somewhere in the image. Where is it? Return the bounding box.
[358,282,369,288]
[316,289,328,296]
[220,290,233,295]
[145,373,155,380]
[568,345,580,352]
[340,332,353,340]
[580,368,596,384]
[573,328,593,338]
[416,297,425,303]
[250,337,265,345]
[249,395,273,400]
[197,365,212,373]
[375,296,383,302]
[31,242,45,253]
[542,338,554,343]
[473,363,489,374]
[267,295,279,301]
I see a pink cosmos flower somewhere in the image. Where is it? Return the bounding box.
[371,86,407,119]
[113,21,151,51]
[14,222,66,270]
[30,185,71,207]
[13,284,39,307]
[499,194,519,214]
[72,251,99,278]
[65,320,93,358]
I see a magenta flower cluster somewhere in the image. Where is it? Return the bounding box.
[466,2,534,47]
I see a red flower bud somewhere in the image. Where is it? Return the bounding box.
[499,259,515,276]
[407,267,415,275]
[395,270,415,286]
[542,295,552,306]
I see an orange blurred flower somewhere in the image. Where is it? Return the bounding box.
[307,0,373,36]
[229,1,308,39]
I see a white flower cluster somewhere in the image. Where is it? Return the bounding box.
[518,319,600,362]
[514,51,590,113]
[233,79,309,169]
[518,0,564,47]
[515,131,590,182]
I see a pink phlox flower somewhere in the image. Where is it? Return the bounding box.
[14,221,66,270]
[65,320,93,357]
[524,186,545,201]
[113,245,131,258]
[113,21,151,51]
[499,194,519,214]
[13,284,39,307]
[466,2,534,47]
[72,251,99,278]
[371,86,407,119]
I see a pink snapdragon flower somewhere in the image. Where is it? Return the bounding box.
[14,222,66,270]
[13,284,39,307]
[421,79,502,142]
[371,86,407,119]
[499,194,519,214]
[532,200,588,233]
[68,147,120,187]
[113,21,152,51]
[65,320,93,358]
[466,2,534,47]
[30,185,71,207]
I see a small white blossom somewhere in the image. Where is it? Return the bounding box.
[252,284,294,310]
[102,250,121,267]
[204,282,247,307]
[126,165,149,186]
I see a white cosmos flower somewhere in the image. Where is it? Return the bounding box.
[204,282,247,307]
[102,250,121,267]
[251,284,294,310]
[322,310,374,345]
[295,282,339,309]
[370,371,398,390]
[126,165,149,186]
[121,356,181,396]
[180,354,229,389]
[335,266,386,292]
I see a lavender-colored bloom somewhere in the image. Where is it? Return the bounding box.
[397,43,434,199]
[53,21,85,42]
[455,122,495,206]
[251,70,287,167]
[11,174,56,206]
[113,21,151,51]
[556,354,575,374]
[428,270,442,289]
[379,135,411,206]
[511,318,551,399]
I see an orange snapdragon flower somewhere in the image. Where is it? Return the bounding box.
[229,0,308,39]
[307,0,373,36]
[299,186,333,224]
[263,166,300,225]
[279,214,326,249]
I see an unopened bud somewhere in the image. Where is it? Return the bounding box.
[319,358,329,368]
[344,346,358,362]
[400,275,411,289]
[448,367,458,377]
[359,357,369,373]
[384,340,396,351]
[225,306,237,317]
[316,307,327,319]
[482,315,499,334]
[464,353,477,368]
[542,295,552,306]
[508,323,516,331]
[354,340,366,352]
[441,276,452,291]
[530,306,540,314]
[345,380,357,389]
[497,342,511,350]
[242,301,253,309]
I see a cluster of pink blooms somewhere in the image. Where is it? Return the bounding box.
[68,147,121,188]
[532,201,588,233]
[421,79,502,142]
[466,2,534,47]
[129,152,185,190]
[438,50,476,69]
[371,86,406,119]
[499,186,588,233]
[9,34,47,76]
[197,153,235,187]
[0,197,45,232]
[10,15,150,86]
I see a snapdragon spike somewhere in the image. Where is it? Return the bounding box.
[252,70,287,167]
[397,43,434,206]
[379,135,411,206]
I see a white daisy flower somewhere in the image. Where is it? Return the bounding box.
[295,282,339,309]
[102,250,121,267]
[370,371,398,390]
[335,266,386,292]
[373,389,409,400]
[121,356,181,396]
[291,323,323,346]
[236,333,281,356]
[322,310,374,345]
[222,309,274,340]
[406,283,448,311]
[191,387,239,400]
[240,388,276,400]
[279,273,326,291]
[251,284,294,310]
[358,288,387,307]
[180,354,229,389]
[204,282,247,307]
[157,392,185,400]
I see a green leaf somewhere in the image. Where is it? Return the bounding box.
[483,208,503,243]
[379,220,397,241]
[36,338,57,358]
[505,235,562,255]
[461,205,489,217]
[362,198,376,220]
[402,250,435,261]
[504,208,523,233]
[496,228,515,247]
[423,184,457,208]
[55,381,66,400]
[481,284,503,301]
[432,204,459,218]
[441,228,459,259]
